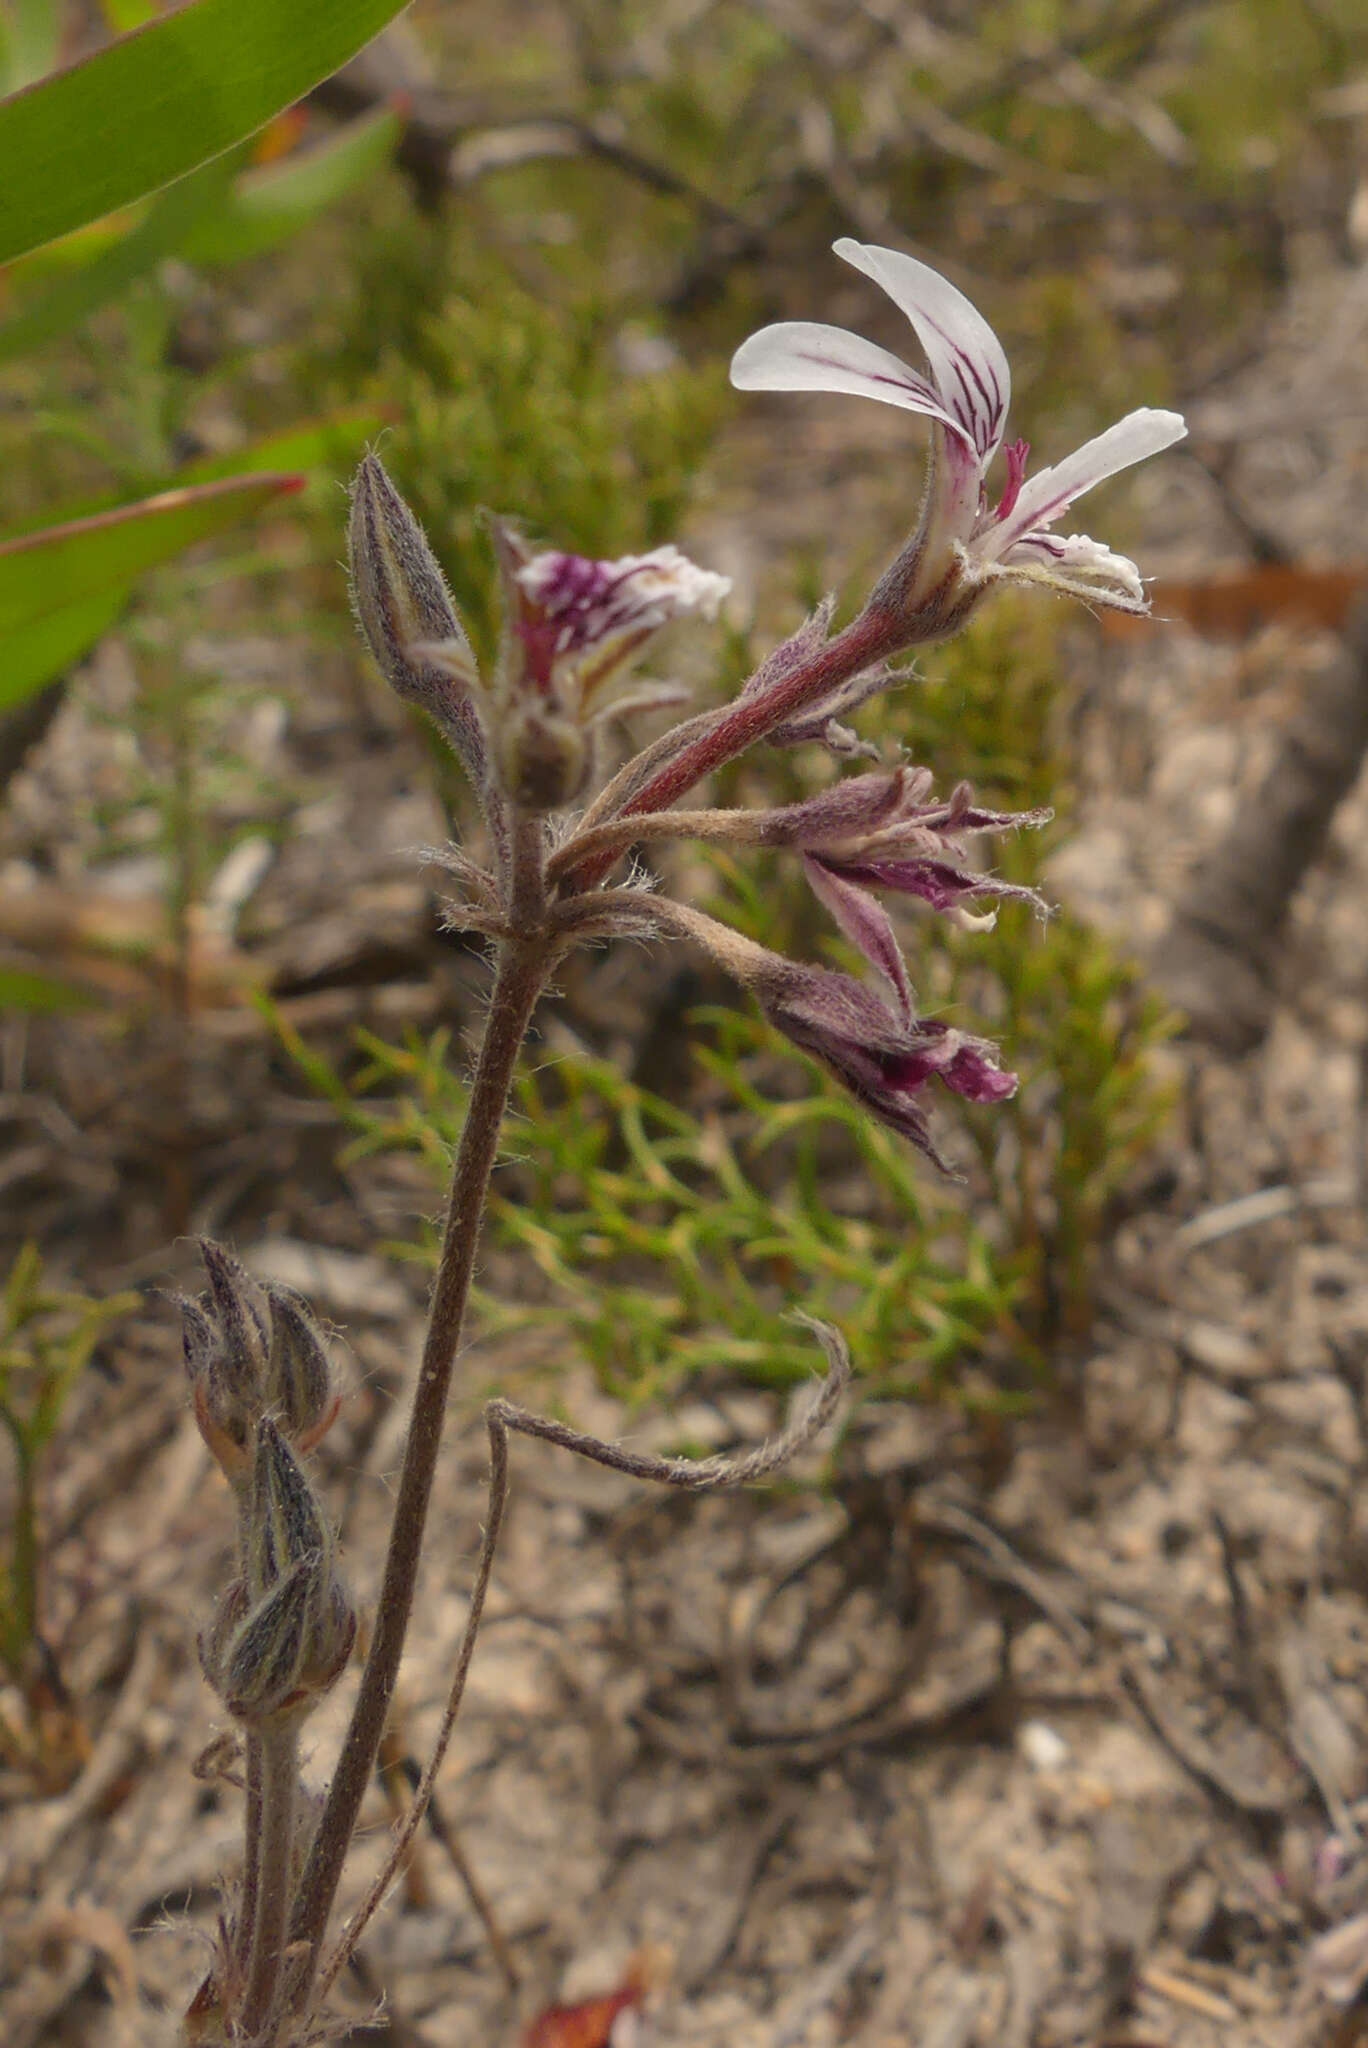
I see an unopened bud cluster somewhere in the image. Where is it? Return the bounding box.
[181,1243,355,1727]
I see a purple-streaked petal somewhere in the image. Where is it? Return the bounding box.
[517,543,730,655]
[802,855,915,1023]
[1000,529,1147,610]
[729,321,968,444]
[990,408,1186,551]
[829,855,1046,919]
[882,1021,1017,1103]
[834,240,1010,464]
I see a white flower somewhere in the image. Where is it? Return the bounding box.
[730,239,1186,615]
[514,543,731,659]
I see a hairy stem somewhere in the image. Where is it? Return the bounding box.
[239,1719,299,2040]
[285,923,552,2004]
[235,1733,263,1975]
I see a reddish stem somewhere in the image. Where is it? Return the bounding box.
[566,604,903,891]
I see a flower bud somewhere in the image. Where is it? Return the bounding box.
[181,1244,270,1480]
[210,1551,356,1724]
[201,1421,357,1724]
[348,454,488,782]
[246,1416,328,1599]
[181,1246,341,1474]
[263,1285,339,1453]
[219,1552,323,1723]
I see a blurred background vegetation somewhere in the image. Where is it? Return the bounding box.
[1,0,1365,1436]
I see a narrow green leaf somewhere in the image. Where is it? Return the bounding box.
[0,966,97,1013]
[0,471,303,635]
[180,105,401,267]
[0,155,230,365]
[0,589,126,711]
[0,0,412,264]
[98,0,161,29]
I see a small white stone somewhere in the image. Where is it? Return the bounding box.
[1018,1719,1070,1771]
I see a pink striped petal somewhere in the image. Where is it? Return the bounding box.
[729,321,966,444]
[834,240,1010,464]
[992,408,1186,551]
[802,854,914,1024]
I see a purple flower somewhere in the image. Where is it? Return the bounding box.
[730,240,1186,617]
[646,898,1015,1168]
[759,957,1015,1167]
[514,542,731,683]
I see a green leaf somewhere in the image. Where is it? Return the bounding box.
[180,105,401,267]
[97,0,160,29]
[0,0,412,264]
[0,589,126,711]
[0,470,303,636]
[0,155,230,365]
[0,966,96,1013]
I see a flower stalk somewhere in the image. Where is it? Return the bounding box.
[179,236,1185,2043]
[283,924,554,2007]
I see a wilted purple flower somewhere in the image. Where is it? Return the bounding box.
[760,956,1015,1164]
[730,240,1186,621]
[647,899,1014,1167]
[742,766,1049,932]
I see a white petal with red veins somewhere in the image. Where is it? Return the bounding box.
[833,239,1010,463]
[729,321,965,439]
[992,408,1186,551]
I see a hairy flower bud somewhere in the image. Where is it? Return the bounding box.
[247,1416,328,1599]
[212,1551,356,1723]
[263,1285,339,1452]
[182,1244,270,1480]
[181,1246,340,1474]
[219,1553,324,1722]
[348,453,489,782]
[200,1421,356,1724]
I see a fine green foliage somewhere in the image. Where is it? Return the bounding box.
[0,0,412,263]
[343,254,729,666]
[283,1016,1023,1408]
[0,1247,137,1685]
